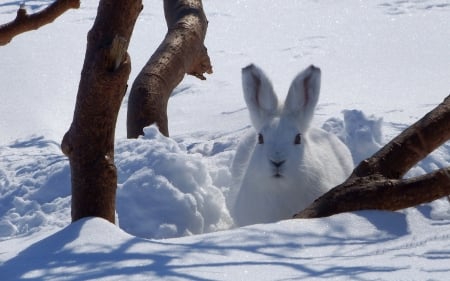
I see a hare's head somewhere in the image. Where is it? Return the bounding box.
[241,64,321,178]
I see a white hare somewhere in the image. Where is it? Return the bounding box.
[231,64,353,226]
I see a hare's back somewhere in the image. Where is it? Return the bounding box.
[306,128,353,179]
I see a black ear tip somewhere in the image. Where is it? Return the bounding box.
[242,64,256,72]
[309,65,321,73]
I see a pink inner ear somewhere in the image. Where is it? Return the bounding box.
[254,76,261,108]
[302,76,310,109]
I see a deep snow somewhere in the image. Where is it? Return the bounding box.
[1,0,450,280]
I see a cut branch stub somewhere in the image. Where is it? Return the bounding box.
[188,45,213,80]
[108,35,128,71]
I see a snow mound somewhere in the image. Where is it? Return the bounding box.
[115,126,233,239]
[0,128,235,240]
[323,109,383,165]
[0,217,137,281]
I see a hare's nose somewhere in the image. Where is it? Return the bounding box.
[271,160,285,168]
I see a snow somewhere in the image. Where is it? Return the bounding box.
[116,126,233,238]
[1,0,450,280]
[2,211,450,280]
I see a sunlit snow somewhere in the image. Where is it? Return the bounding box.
[1,0,449,280]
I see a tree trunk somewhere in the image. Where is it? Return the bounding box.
[294,94,450,219]
[61,0,142,223]
[0,0,80,46]
[127,0,212,138]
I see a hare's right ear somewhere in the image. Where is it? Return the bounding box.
[283,65,321,132]
[242,64,278,131]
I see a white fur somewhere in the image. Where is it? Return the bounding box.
[231,64,353,226]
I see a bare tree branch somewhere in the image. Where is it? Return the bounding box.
[294,167,450,218]
[0,0,80,46]
[126,0,212,138]
[294,94,450,219]
[61,0,142,223]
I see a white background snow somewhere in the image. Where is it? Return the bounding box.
[1,0,450,280]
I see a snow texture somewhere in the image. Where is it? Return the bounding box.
[1,0,450,280]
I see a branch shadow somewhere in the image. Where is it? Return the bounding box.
[0,218,212,281]
[354,210,409,237]
[0,217,410,281]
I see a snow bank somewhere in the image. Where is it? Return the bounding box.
[1,118,448,241]
[2,205,450,281]
[0,127,234,240]
[116,126,233,238]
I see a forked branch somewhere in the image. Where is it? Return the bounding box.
[294,94,450,218]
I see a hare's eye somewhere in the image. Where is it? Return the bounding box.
[294,133,302,145]
[257,133,264,144]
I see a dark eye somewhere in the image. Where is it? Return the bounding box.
[258,133,264,144]
[294,133,301,145]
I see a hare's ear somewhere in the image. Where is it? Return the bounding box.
[283,65,321,132]
[242,64,278,131]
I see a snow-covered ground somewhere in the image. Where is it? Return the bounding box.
[1,0,450,280]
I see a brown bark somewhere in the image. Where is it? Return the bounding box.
[61,0,142,223]
[0,0,80,46]
[127,0,212,138]
[294,94,450,219]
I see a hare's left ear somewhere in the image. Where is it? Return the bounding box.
[242,64,278,131]
[282,65,321,132]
